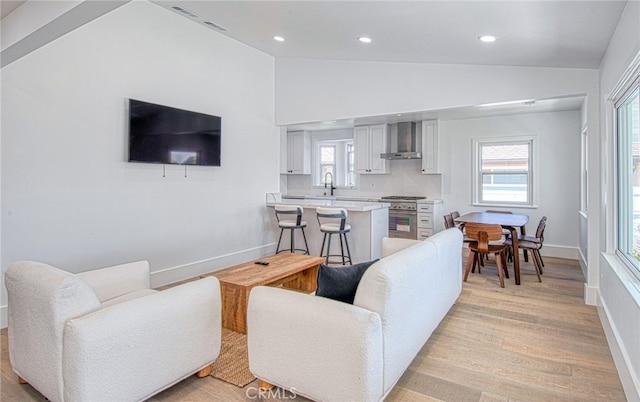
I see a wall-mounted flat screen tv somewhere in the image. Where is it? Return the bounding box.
[128,99,221,166]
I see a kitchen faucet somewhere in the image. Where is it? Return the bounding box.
[324,172,336,196]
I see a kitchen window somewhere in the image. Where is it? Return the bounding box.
[615,84,640,273]
[319,145,336,184]
[472,137,535,206]
[315,140,356,187]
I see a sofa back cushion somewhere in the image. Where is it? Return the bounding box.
[353,228,463,395]
[77,260,150,303]
[380,237,421,258]
[5,261,101,402]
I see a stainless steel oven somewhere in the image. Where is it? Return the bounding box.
[380,196,426,239]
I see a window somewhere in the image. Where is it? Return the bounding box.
[315,140,356,187]
[319,145,335,184]
[616,85,640,272]
[473,138,534,206]
[346,142,355,186]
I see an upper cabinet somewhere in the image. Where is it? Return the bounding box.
[354,124,390,174]
[421,120,439,174]
[282,130,311,175]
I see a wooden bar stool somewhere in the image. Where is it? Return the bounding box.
[274,205,310,255]
[316,207,352,265]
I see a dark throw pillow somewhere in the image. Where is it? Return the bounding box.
[316,259,379,304]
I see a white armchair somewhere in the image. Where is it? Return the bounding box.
[5,260,221,402]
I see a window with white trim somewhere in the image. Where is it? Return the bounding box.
[473,138,534,206]
[314,140,356,187]
[616,84,640,272]
[319,145,336,184]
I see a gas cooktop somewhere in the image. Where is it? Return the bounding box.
[380,196,427,201]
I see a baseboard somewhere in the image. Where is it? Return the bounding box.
[584,284,599,306]
[538,244,578,260]
[578,248,588,279]
[597,291,640,401]
[149,243,278,288]
[0,306,6,329]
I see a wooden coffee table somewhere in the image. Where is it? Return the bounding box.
[210,253,326,334]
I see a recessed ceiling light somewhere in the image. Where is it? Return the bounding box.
[273,36,285,42]
[478,35,497,43]
[358,36,372,44]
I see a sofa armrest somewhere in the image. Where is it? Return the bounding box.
[77,260,150,302]
[62,277,221,402]
[247,286,383,402]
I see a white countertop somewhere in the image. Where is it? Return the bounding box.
[282,194,442,203]
[267,198,389,212]
[417,198,443,204]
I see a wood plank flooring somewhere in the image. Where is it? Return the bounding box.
[1,256,627,401]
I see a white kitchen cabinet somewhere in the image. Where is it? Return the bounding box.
[421,120,439,174]
[282,130,311,174]
[354,124,389,174]
[417,200,443,240]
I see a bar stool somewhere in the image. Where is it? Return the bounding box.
[316,207,352,265]
[274,205,310,255]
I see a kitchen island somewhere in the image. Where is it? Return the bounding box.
[266,197,389,263]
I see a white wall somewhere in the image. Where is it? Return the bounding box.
[275,58,599,126]
[439,110,581,259]
[597,0,640,400]
[1,1,279,325]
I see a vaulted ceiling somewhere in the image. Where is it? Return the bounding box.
[152,1,627,69]
[2,1,629,123]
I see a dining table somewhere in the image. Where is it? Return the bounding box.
[455,211,529,285]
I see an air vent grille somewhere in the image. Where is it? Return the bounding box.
[203,21,229,32]
[170,6,199,18]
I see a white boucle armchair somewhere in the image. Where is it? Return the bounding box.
[247,229,463,402]
[5,260,221,402]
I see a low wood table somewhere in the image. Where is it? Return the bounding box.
[210,253,326,334]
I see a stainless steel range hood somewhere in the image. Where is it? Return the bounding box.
[381,122,422,160]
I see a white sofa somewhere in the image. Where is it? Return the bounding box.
[247,228,463,402]
[5,260,221,402]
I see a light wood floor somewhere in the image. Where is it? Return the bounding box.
[1,256,627,401]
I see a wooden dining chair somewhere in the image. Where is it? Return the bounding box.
[450,211,465,231]
[443,214,455,229]
[463,223,510,288]
[522,216,547,270]
[505,216,546,281]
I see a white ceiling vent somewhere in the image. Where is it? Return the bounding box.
[203,21,229,32]
[170,6,199,19]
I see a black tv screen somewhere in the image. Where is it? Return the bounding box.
[128,99,221,166]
